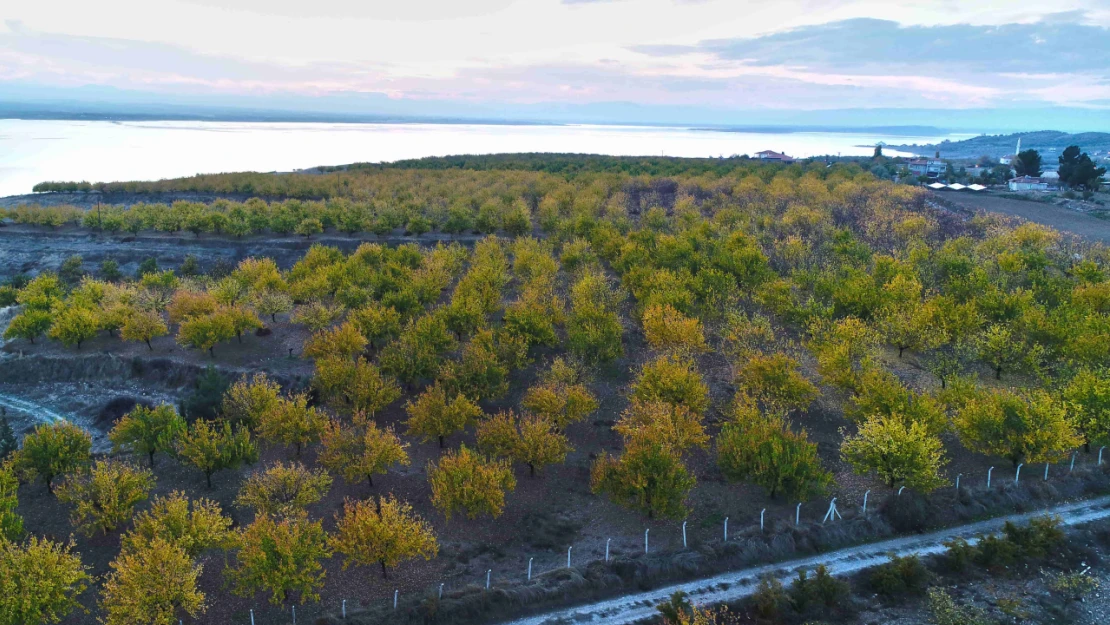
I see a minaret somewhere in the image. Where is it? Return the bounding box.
[1015,137,1021,157]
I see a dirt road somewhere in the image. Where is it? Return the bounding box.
[934,191,1110,243]
[504,495,1110,625]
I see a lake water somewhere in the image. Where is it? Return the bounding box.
[0,119,965,197]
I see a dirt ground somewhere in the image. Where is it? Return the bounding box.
[931,190,1110,243]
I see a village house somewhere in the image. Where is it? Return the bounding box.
[754,150,795,164]
[907,158,945,178]
[1008,176,1050,192]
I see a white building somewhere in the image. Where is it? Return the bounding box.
[1008,176,1050,192]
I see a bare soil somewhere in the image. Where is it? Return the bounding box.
[930,190,1110,243]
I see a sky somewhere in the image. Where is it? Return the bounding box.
[2,0,1110,129]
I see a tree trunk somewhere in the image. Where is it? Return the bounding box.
[295,441,302,457]
[529,463,535,477]
[995,367,1002,380]
[206,471,213,489]
[237,332,243,344]
[898,346,905,358]
[149,451,156,469]
[367,474,374,488]
[208,346,215,358]
[380,560,388,579]
[145,338,153,351]
[438,435,445,449]
[271,313,277,322]
[46,474,54,494]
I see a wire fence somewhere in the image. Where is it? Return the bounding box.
[228,450,1109,624]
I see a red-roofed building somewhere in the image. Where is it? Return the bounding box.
[755,150,795,164]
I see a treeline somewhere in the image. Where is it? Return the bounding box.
[26,156,831,201]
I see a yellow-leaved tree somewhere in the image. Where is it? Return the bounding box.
[119,309,168,350]
[56,459,155,536]
[235,462,332,518]
[221,372,282,429]
[0,536,90,625]
[318,415,410,489]
[302,321,367,360]
[428,445,516,520]
[642,303,707,355]
[954,387,1080,467]
[257,393,329,457]
[841,414,947,492]
[312,356,401,418]
[631,355,709,416]
[476,410,572,477]
[329,496,438,580]
[520,357,598,431]
[99,538,206,625]
[123,491,235,557]
[614,399,708,454]
[405,384,483,449]
[591,428,695,520]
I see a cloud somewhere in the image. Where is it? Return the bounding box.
[633,15,1110,74]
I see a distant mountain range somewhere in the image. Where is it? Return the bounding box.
[889,131,1110,160]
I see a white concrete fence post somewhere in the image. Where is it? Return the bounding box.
[292,605,296,624]
[956,473,962,490]
[682,521,687,548]
[486,570,491,590]
[439,583,444,599]
[723,517,729,541]
[567,546,572,569]
[862,490,870,515]
[760,508,766,533]
[527,557,533,580]
[393,590,398,610]
[1071,452,1077,473]
[605,538,611,562]
[897,486,906,496]
[987,466,994,489]
[250,609,255,625]
[342,599,346,618]
[1015,463,1023,484]
[644,529,650,554]
[822,497,841,524]
[1101,447,1107,466]
[1044,463,1050,481]
[795,502,801,526]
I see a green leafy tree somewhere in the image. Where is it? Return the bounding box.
[717,401,831,499]
[0,463,23,542]
[841,415,947,492]
[56,460,155,536]
[177,420,258,488]
[735,353,819,413]
[1014,149,1043,177]
[109,404,186,468]
[252,289,294,323]
[0,536,90,625]
[312,357,401,418]
[230,513,330,605]
[0,416,16,462]
[177,310,236,357]
[476,411,571,476]
[975,324,1026,379]
[428,445,516,520]
[329,496,438,580]
[3,309,53,344]
[591,428,695,520]
[11,421,92,493]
